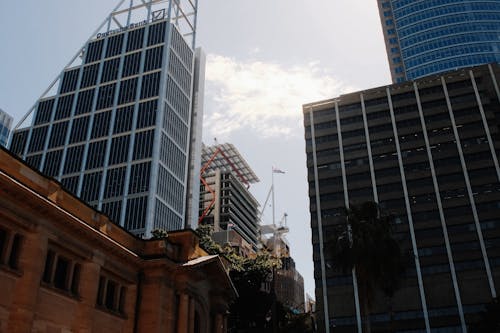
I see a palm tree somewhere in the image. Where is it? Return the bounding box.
[469,298,500,332]
[329,201,407,333]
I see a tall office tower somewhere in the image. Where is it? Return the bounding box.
[199,143,261,253]
[9,0,201,237]
[0,109,13,147]
[377,0,500,83]
[304,64,500,333]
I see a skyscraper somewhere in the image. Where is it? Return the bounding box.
[9,0,202,237]
[0,109,12,147]
[304,64,500,333]
[378,0,500,83]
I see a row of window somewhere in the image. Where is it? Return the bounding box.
[395,3,500,32]
[400,22,500,49]
[404,38,500,67]
[34,83,159,131]
[27,100,157,155]
[407,51,500,80]
[398,11,500,40]
[85,21,167,64]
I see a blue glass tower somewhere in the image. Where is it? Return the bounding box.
[378,0,500,83]
[9,0,203,237]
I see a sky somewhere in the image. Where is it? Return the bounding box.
[0,0,392,298]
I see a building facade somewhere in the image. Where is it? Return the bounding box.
[304,64,500,332]
[274,257,305,314]
[0,109,12,147]
[377,0,500,83]
[0,146,236,333]
[9,0,202,237]
[199,143,261,253]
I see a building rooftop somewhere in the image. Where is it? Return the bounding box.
[201,143,260,184]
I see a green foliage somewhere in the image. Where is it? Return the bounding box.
[196,224,283,332]
[150,228,168,239]
[277,303,315,333]
[196,224,281,279]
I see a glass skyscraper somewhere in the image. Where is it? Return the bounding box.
[0,109,13,147]
[378,0,500,83]
[9,0,203,237]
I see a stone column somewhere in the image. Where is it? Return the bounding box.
[7,231,47,333]
[214,314,224,333]
[177,293,190,333]
[188,296,195,333]
[71,257,101,333]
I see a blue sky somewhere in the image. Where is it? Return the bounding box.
[0,0,392,298]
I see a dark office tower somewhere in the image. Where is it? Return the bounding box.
[377,0,500,83]
[9,0,202,237]
[304,64,500,333]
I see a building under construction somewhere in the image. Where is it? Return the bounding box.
[198,143,260,255]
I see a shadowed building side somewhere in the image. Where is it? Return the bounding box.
[304,64,500,333]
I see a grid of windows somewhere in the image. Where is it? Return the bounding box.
[382,0,500,80]
[11,20,195,238]
[306,65,500,331]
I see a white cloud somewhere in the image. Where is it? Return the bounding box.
[204,54,355,139]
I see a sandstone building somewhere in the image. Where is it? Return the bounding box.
[0,147,236,333]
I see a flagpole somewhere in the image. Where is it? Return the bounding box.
[272,167,275,227]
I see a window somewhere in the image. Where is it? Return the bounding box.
[122,52,141,78]
[91,111,111,139]
[61,69,80,94]
[64,145,84,174]
[118,77,138,105]
[70,116,90,143]
[141,72,161,99]
[144,46,164,72]
[61,176,80,195]
[96,84,116,110]
[114,106,134,134]
[35,98,54,125]
[81,64,99,88]
[106,34,124,58]
[109,136,130,165]
[126,28,145,52]
[148,21,166,46]
[86,140,107,170]
[101,58,120,83]
[81,171,103,202]
[43,150,63,177]
[104,167,126,199]
[0,228,23,271]
[137,99,157,128]
[75,89,95,115]
[28,126,49,153]
[42,248,81,296]
[85,39,104,63]
[133,130,154,160]
[128,162,151,194]
[96,274,127,315]
[55,94,75,120]
[48,122,69,148]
